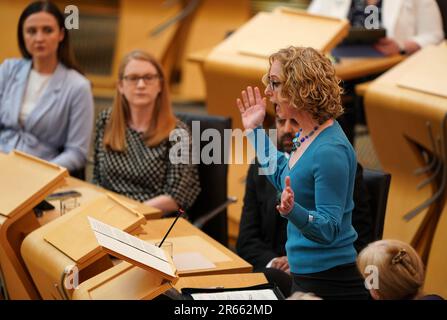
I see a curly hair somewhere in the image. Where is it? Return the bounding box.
[267,46,344,123]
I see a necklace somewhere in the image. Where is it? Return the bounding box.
[291,125,319,151]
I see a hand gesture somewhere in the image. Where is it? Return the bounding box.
[276,176,294,216]
[374,37,400,56]
[271,256,290,274]
[236,86,266,130]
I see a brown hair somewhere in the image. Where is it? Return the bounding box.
[357,239,425,300]
[18,1,82,74]
[266,46,343,124]
[103,50,176,151]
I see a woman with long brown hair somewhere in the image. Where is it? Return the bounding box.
[93,50,200,214]
[0,1,94,173]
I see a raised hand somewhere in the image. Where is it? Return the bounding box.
[236,86,266,130]
[276,176,294,216]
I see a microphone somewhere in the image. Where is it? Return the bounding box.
[158,208,184,247]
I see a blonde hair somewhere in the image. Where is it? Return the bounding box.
[357,239,425,300]
[103,50,176,151]
[266,46,343,124]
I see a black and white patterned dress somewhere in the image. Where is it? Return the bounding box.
[93,109,201,210]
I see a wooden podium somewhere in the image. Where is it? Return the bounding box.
[0,150,68,299]
[71,217,254,300]
[20,193,150,300]
[71,260,265,300]
[82,217,179,300]
[364,42,447,297]
[21,215,252,300]
[71,261,175,300]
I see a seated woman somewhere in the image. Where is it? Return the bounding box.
[0,1,94,172]
[357,239,444,300]
[93,50,201,214]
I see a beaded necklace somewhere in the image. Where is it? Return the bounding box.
[291,125,319,151]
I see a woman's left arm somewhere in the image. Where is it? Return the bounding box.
[284,144,352,245]
[0,60,15,131]
[144,195,180,214]
[52,80,94,171]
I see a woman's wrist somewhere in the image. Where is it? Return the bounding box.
[401,41,421,55]
[245,124,262,132]
[399,43,407,55]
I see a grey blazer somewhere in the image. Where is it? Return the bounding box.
[0,59,94,171]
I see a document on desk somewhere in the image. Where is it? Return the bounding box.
[88,217,176,280]
[173,252,216,272]
[191,289,279,300]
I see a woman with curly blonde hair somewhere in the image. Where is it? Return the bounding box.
[236,46,368,299]
[357,239,443,300]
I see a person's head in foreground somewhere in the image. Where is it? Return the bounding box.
[357,239,425,300]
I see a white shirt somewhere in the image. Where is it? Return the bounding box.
[20,69,52,125]
[308,0,444,49]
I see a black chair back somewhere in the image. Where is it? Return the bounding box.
[69,167,86,180]
[363,168,391,241]
[436,0,447,38]
[175,112,232,246]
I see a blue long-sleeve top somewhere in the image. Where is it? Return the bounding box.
[246,121,358,274]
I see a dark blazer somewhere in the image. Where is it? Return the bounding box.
[236,161,372,271]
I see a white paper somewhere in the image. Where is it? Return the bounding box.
[191,289,278,300]
[173,252,216,272]
[88,216,176,278]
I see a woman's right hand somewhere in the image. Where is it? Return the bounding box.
[271,256,290,274]
[277,176,294,216]
[236,86,266,130]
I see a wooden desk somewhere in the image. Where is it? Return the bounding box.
[139,218,252,276]
[20,178,161,300]
[335,55,404,81]
[364,43,447,297]
[38,177,162,225]
[174,273,266,290]
[71,258,264,300]
[21,214,251,299]
[0,151,67,300]
[67,215,253,300]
